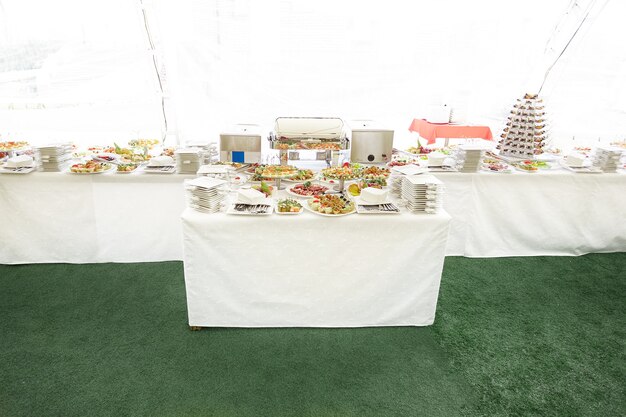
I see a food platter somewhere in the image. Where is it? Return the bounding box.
[275,198,304,215]
[68,161,114,174]
[116,163,141,174]
[281,169,316,182]
[287,182,329,198]
[305,195,356,217]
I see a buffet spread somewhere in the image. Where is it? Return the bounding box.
[1,110,625,266]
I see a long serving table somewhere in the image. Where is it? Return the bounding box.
[1,170,625,264]
[0,172,194,264]
[181,206,451,327]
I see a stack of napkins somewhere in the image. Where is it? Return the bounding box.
[37,143,73,172]
[455,145,485,173]
[592,147,623,173]
[175,148,202,174]
[401,174,444,214]
[184,177,228,213]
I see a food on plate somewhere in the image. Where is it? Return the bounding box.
[70,161,110,173]
[308,195,355,215]
[161,147,176,157]
[304,142,341,150]
[252,181,274,197]
[288,169,315,181]
[117,163,138,172]
[245,163,264,173]
[360,166,390,179]
[259,165,298,178]
[277,198,303,213]
[129,139,159,149]
[514,160,549,171]
[406,145,431,155]
[347,178,387,196]
[0,141,29,151]
[107,143,151,163]
[289,181,328,197]
[483,162,510,172]
[250,173,274,182]
[387,158,415,167]
[320,166,360,181]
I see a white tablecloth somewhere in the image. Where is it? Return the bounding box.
[438,171,626,257]
[181,207,451,327]
[0,172,193,264]
[1,170,625,264]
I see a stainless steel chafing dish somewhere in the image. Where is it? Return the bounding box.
[268,117,349,166]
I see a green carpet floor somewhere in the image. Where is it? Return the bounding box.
[0,254,624,416]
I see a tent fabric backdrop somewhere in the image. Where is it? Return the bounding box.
[0,0,624,148]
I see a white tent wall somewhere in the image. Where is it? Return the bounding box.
[0,0,164,145]
[0,0,624,148]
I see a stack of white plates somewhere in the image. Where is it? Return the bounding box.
[401,174,444,214]
[389,164,427,197]
[175,148,202,174]
[184,177,229,213]
[36,143,73,172]
[455,145,485,173]
[592,147,623,173]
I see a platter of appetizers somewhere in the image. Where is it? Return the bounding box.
[276,198,304,215]
[0,141,30,152]
[359,166,391,179]
[513,160,551,173]
[282,169,315,182]
[69,161,113,174]
[116,163,140,174]
[319,166,361,181]
[287,181,329,198]
[258,164,298,178]
[305,194,356,217]
[481,161,512,173]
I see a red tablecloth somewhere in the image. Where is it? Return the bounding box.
[409,119,493,144]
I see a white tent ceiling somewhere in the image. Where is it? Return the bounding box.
[0,0,624,148]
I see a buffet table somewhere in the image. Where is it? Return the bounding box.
[181,207,451,327]
[409,118,493,145]
[1,170,625,264]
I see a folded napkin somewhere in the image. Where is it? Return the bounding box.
[360,187,389,204]
[149,156,174,166]
[6,155,34,168]
[237,188,266,205]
